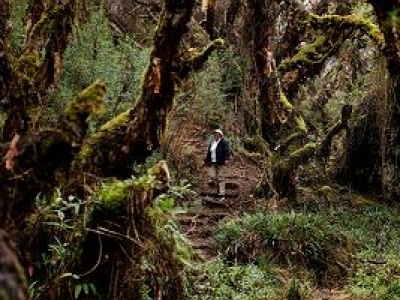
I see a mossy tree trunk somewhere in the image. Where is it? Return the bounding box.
[345,0,400,200]
[0,0,77,223]
[336,97,382,193]
[25,0,46,36]
[203,0,217,39]
[242,1,352,197]
[2,1,76,141]
[0,80,106,227]
[78,0,225,177]
[278,3,358,101]
[337,1,400,199]
[243,1,349,145]
[243,0,385,198]
[244,0,282,145]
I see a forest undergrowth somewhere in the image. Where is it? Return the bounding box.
[188,185,400,299]
[2,1,400,299]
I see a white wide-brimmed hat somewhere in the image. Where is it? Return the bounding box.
[214,129,223,136]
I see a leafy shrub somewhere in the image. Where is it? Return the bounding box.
[46,7,149,127]
[177,51,235,129]
[215,212,356,286]
[10,0,27,52]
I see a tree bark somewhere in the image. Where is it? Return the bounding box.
[0,0,11,101]
[0,230,28,300]
[334,1,400,199]
[203,0,217,39]
[224,0,241,39]
[2,1,76,142]
[244,0,281,144]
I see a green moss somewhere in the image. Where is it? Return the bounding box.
[96,165,158,211]
[64,79,106,121]
[97,179,131,211]
[278,35,326,72]
[279,91,293,111]
[294,116,307,134]
[318,185,333,196]
[289,142,317,164]
[78,109,131,163]
[308,13,383,47]
[276,142,318,174]
[11,53,40,97]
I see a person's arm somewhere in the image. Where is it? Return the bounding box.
[223,139,231,161]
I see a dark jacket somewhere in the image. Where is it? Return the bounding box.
[204,138,230,166]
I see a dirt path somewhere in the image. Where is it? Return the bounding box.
[176,154,262,260]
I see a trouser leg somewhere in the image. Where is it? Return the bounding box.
[216,165,225,196]
[208,164,218,188]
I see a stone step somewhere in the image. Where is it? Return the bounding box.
[175,210,229,218]
[206,182,239,190]
[177,216,214,226]
[190,237,214,250]
[201,198,228,207]
[200,192,239,198]
[184,227,213,238]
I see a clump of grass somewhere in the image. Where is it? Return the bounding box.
[319,202,400,299]
[189,260,280,300]
[215,212,356,286]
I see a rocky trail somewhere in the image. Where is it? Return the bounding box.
[175,157,262,260]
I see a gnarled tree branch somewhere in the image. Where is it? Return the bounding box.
[273,105,353,198]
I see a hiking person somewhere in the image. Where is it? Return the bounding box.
[204,129,231,199]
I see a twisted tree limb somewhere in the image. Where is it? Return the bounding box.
[273,105,353,198]
[178,38,225,78]
[278,11,383,101]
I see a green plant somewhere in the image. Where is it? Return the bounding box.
[27,191,90,299]
[46,7,149,127]
[96,178,132,211]
[177,51,234,127]
[348,254,400,299]
[31,190,86,230]
[215,211,356,286]
[189,260,280,299]
[74,281,98,299]
[10,0,27,52]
